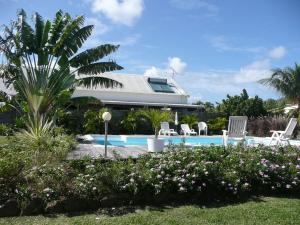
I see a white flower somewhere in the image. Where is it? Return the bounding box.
[130,178,134,183]
[179,187,187,192]
[43,188,51,192]
[93,187,97,191]
[286,184,291,189]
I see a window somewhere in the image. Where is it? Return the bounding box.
[148,78,175,93]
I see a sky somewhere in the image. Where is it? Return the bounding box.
[0,0,300,103]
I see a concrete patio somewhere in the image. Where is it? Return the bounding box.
[67,144,148,159]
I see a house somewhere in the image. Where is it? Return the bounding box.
[72,73,202,111]
[284,104,298,114]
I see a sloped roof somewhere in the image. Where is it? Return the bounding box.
[76,73,188,96]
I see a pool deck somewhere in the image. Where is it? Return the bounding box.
[67,135,300,160]
[67,144,148,159]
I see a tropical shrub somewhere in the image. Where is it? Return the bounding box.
[0,145,299,216]
[121,111,141,134]
[0,123,13,136]
[0,10,123,138]
[217,89,267,117]
[83,108,110,134]
[180,114,198,129]
[207,117,228,134]
[139,109,173,137]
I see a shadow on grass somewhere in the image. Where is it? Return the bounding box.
[42,193,300,218]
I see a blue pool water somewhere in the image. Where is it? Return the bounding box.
[92,135,226,146]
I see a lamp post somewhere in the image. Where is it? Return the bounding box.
[102,112,112,158]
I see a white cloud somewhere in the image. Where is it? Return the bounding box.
[86,17,109,36]
[111,34,140,46]
[209,35,263,53]
[168,57,187,74]
[91,0,144,26]
[144,66,163,77]
[268,46,286,59]
[233,59,271,83]
[175,45,287,102]
[144,57,187,77]
[82,17,109,48]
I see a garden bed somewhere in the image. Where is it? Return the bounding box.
[1,144,300,217]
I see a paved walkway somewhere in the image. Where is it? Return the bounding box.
[67,144,148,159]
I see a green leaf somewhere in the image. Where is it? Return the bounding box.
[77,76,122,88]
[70,44,120,67]
[77,62,123,74]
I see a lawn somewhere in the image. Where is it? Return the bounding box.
[0,197,299,225]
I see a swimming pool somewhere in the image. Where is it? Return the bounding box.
[91,135,231,146]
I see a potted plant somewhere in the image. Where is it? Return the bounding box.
[140,109,172,152]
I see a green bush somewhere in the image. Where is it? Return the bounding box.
[1,145,299,215]
[83,108,109,134]
[0,123,13,136]
[180,114,198,129]
[207,117,228,134]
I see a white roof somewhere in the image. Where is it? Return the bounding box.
[76,73,188,96]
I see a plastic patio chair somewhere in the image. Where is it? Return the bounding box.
[198,122,208,135]
[222,116,248,146]
[181,124,197,136]
[159,122,178,136]
[269,118,298,146]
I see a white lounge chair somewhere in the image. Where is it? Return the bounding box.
[198,122,208,135]
[181,124,197,136]
[222,116,248,146]
[269,118,297,146]
[159,122,178,136]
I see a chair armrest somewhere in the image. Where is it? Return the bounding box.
[222,130,228,134]
[170,129,175,132]
[191,129,195,132]
[270,130,284,133]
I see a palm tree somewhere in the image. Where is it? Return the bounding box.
[259,63,300,117]
[140,109,173,138]
[0,10,123,138]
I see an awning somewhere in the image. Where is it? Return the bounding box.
[101,100,203,109]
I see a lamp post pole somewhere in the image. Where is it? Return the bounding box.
[102,112,112,158]
[104,120,108,158]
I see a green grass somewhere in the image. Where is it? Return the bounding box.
[0,197,299,225]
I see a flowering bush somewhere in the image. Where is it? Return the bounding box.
[1,145,300,215]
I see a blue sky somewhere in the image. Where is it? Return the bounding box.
[1,0,300,103]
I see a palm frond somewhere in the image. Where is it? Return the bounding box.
[77,76,122,88]
[53,15,85,56]
[77,62,123,75]
[70,44,120,67]
[34,12,45,49]
[63,25,94,57]
[48,10,67,47]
